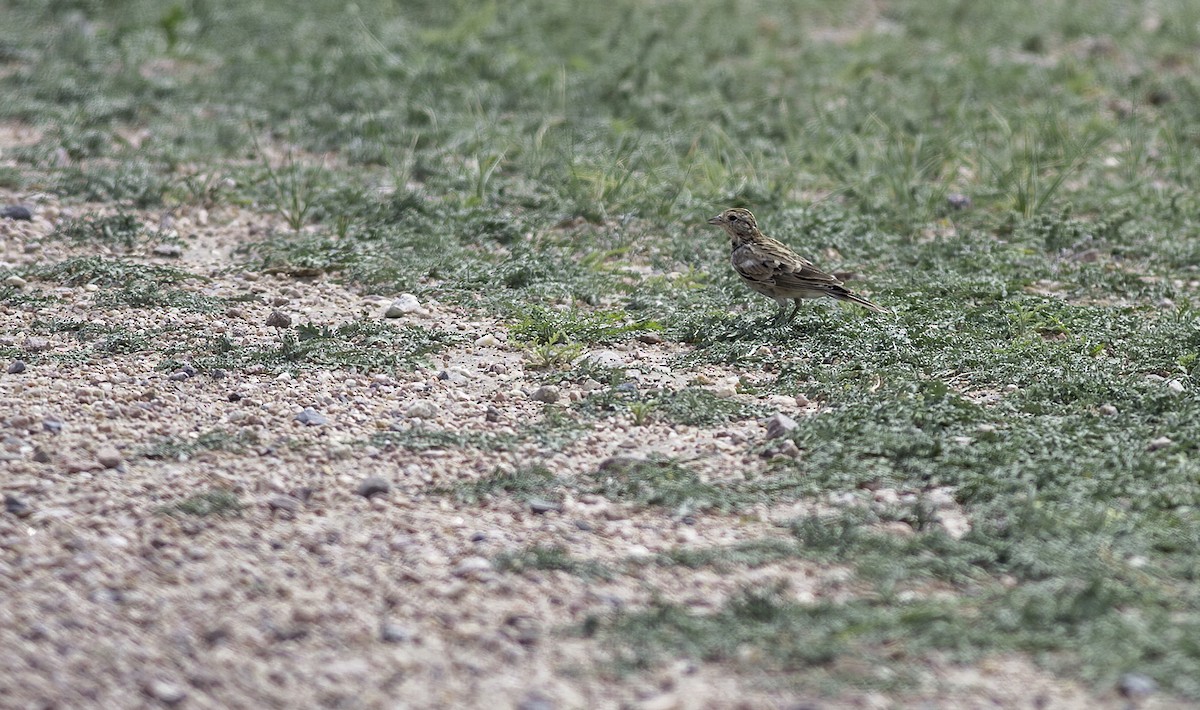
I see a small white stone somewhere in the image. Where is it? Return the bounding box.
[5,275,26,288]
[385,293,421,317]
[1167,379,1185,394]
[765,394,795,409]
[452,556,492,577]
[1147,436,1173,452]
[1098,404,1118,416]
[145,680,187,705]
[474,334,501,347]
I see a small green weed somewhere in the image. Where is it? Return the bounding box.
[159,489,243,517]
[443,465,564,505]
[493,545,613,580]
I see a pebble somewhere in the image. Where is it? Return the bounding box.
[380,622,415,644]
[152,244,183,257]
[452,556,493,577]
[946,193,972,210]
[355,476,391,499]
[32,448,50,463]
[794,393,810,407]
[1,205,33,220]
[405,400,438,418]
[474,334,501,347]
[24,337,50,352]
[265,310,292,328]
[531,385,560,404]
[42,419,63,433]
[1098,404,1118,416]
[764,413,798,439]
[385,293,421,317]
[485,406,501,423]
[437,369,469,384]
[1167,379,1185,394]
[267,495,302,514]
[96,445,122,469]
[587,351,626,368]
[168,369,192,381]
[295,407,328,426]
[517,690,556,710]
[528,498,561,514]
[776,440,801,457]
[1147,436,1173,452]
[7,360,26,374]
[144,680,187,706]
[637,332,663,344]
[5,494,32,518]
[1118,672,1158,699]
[5,275,26,288]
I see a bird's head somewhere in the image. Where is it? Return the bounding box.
[706,208,759,240]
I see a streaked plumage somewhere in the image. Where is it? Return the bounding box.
[705,208,887,320]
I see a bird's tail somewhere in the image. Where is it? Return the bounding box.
[830,286,889,314]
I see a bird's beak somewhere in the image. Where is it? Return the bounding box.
[706,215,723,225]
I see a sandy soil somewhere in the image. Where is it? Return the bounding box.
[0,183,1178,708]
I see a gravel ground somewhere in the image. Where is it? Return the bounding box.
[0,186,1178,708]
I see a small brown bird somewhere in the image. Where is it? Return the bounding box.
[706,208,888,321]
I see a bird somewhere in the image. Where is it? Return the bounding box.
[705,208,888,322]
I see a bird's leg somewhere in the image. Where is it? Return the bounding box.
[787,300,802,322]
[772,300,789,325]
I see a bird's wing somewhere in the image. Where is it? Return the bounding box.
[749,237,842,289]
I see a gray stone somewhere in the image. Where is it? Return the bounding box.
[765,413,798,439]
[6,360,26,374]
[531,385,560,403]
[355,476,391,499]
[96,445,122,469]
[295,407,328,426]
[1118,672,1158,699]
[267,495,302,514]
[0,205,32,220]
[5,494,31,518]
[152,244,183,258]
[528,498,561,514]
[946,193,972,210]
[517,690,556,710]
[380,622,415,644]
[405,400,438,418]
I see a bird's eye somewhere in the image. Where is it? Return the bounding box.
[728,214,738,222]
